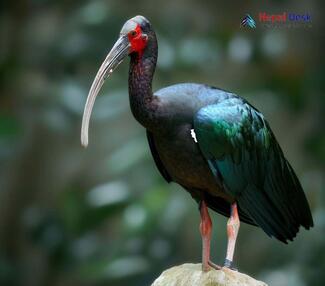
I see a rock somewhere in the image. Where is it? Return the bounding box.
[151,263,267,286]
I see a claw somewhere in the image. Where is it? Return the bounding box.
[208,260,222,270]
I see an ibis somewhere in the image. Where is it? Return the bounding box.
[81,15,313,271]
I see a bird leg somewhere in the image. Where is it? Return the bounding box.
[200,200,212,271]
[199,200,220,271]
[224,202,240,270]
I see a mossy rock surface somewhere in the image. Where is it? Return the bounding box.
[151,263,267,286]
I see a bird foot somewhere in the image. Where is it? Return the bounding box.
[223,259,238,271]
[208,260,222,270]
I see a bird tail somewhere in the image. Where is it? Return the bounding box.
[236,161,313,244]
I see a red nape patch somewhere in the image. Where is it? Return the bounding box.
[128,24,148,55]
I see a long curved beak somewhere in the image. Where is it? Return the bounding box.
[81,35,130,147]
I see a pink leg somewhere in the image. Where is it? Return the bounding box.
[224,202,240,269]
[200,200,212,271]
[199,200,220,271]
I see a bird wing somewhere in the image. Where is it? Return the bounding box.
[193,98,313,243]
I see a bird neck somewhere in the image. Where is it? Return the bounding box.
[128,32,159,129]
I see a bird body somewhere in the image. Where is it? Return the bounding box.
[143,82,313,239]
[81,15,313,271]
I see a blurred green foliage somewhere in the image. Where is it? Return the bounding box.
[0,1,324,286]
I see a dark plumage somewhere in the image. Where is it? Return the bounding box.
[81,15,313,271]
[146,84,313,242]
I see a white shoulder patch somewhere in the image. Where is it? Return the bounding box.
[190,129,198,143]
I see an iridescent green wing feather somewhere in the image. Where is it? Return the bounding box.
[194,98,313,243]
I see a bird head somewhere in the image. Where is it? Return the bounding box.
[81,15,151,147]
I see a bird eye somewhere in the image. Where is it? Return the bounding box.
[130,30,137,37]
